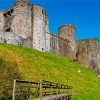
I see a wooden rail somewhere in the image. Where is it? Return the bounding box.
[12,79,73,100]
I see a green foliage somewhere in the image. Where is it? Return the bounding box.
[0,58,21,98]
[0,43,100,100]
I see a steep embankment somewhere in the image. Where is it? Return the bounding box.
[0,43,100,100]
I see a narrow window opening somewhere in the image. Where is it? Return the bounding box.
[4,39,7,43]
[7,11,11,16]
[42,48,44,51]
[42,10,45,14]
[3,13,7,17]
[11,9,13,13]
[6,28,11,32]
[45,20,47,25]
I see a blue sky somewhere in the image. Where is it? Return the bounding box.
[0,0,100,42]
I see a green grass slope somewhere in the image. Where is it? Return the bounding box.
[0,43,100,100]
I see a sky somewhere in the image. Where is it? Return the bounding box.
[0,0,100,43]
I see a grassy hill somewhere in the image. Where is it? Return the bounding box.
[0,43,100,100]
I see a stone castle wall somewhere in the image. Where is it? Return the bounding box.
[59,25,76,58]
[0,0,76,56]
[77,38,100,74]
[50,32,76,58]
[97,47,100,74]
[0,32,23,45]
[0,0,50,50]
[50,33,60,55]
[11,0,32,38]
[32,4,50,51]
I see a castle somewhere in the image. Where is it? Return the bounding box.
[0,0,100,75]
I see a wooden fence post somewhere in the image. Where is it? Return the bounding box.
[60,85,63,100]
[56,84,58,99]
[50,84,52,100]
[12,80,16,100]
[39,80,42,100]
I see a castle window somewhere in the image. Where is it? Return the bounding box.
[42,10,45,14]
[4,39,7,43]
[11,9,13,13]
[3,13,7,17]
[45,20,47,25]
[6,28,11,32]
[42,48,44,51]
[7,11,11,16]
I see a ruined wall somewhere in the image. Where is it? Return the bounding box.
[0,11,4,32]
[0,0,50,51]
[59,24,76,58]
[77,38,99,74]
[45,14,50,52]
[0,32,23,45]
[46,32,50,51]
[32,4,49,51]
[0,32,32,48]
[58,37,69,57]
[97,47,100,74]
[88,46,100,75]
[11,0,32,38]
[50,33,75,58]
[59,39,76,58]
[50,33,59,54]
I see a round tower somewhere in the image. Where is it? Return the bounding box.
[59,24,76,58]
[59,24,75,40]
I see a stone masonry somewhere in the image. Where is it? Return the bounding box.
[0,0,100,75]
[77,38,100,74]
[0,0,75,57]
[59,24,76,58]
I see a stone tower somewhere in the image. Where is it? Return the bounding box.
[59,24,76,58]
[0,0,50,51]
[31,4,50,51]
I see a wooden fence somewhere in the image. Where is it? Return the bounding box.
[12,79,73,100]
